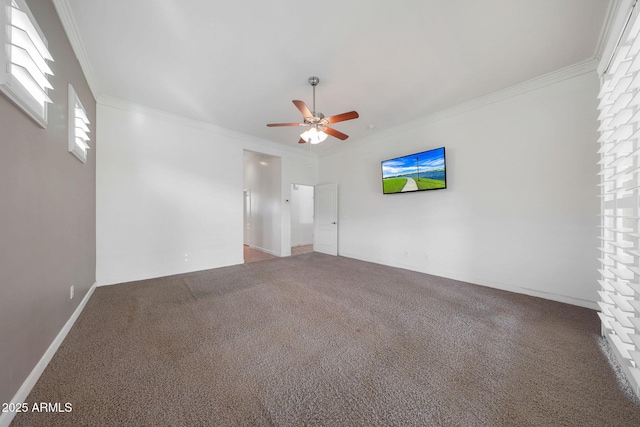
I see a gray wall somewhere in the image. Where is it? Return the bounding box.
[0,0,96,405]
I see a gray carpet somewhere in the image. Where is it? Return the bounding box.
[11,253,640,426]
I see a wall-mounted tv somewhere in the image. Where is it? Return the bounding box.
[381,147,446,194]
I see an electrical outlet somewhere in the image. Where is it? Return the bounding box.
[70,285,74,300]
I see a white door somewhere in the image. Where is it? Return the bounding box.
[314,183,338,256]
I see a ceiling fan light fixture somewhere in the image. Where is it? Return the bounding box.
[300,127,328,144]
[317,130,328,142]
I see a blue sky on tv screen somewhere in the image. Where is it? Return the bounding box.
[382,148,445,179]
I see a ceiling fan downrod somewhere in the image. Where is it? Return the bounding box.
[309,76,319,117]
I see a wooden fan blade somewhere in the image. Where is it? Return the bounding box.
[324,127,349,140]
[293,100,313,118]
[298,138,306,144]
[266,123,306,127]
[326,111,359,124]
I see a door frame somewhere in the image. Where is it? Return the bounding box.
[243,188,251,246]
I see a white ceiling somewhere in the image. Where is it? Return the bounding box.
[62,0,610,151]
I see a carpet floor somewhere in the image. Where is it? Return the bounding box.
[11,253,640,426]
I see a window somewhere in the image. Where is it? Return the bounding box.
[68,84,90,163]
[0,0,54,127]
[597,3,640,398]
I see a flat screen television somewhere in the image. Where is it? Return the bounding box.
[381,147,446,194]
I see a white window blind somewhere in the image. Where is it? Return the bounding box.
[598,4,640,399]
[0,0,54,127]
[68,84,90,163]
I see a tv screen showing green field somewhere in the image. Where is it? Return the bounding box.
[381,147,446,194]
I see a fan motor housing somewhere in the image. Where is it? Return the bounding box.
[304,113,326,124]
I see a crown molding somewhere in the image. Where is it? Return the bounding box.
[100,55,597,161]
[594,0,624,62]
[52,0,100,99]
[97,95,317,158]
[319,58,599,158]
[596,0,636,75]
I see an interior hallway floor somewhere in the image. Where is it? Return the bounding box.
[244,244,313,263]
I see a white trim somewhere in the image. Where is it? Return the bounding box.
[0,0,52,128]
[597,0,637,75]
[68,84,90,163]
[52,0,100,99]
[0,75,48,127]
[248,244,281,257]
[98,95,319,158]
[339,251,598,310]
[319,58,600,158]
[96,259,246,287]
[0,282,97,427]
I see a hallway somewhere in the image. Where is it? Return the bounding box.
[244,245,313,263]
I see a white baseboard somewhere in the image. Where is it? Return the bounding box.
[0,282,97,427]
[248,245,281,257]
[339,251,598,310]
[97,257,245,287]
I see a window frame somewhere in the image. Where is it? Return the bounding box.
[0,0,54,128]
[68,84,90,163]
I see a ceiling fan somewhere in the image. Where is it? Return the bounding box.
[267,76,359,144]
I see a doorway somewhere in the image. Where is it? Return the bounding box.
[290,184,314,256]
[313,183,338,256]
[243,150,282,263]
